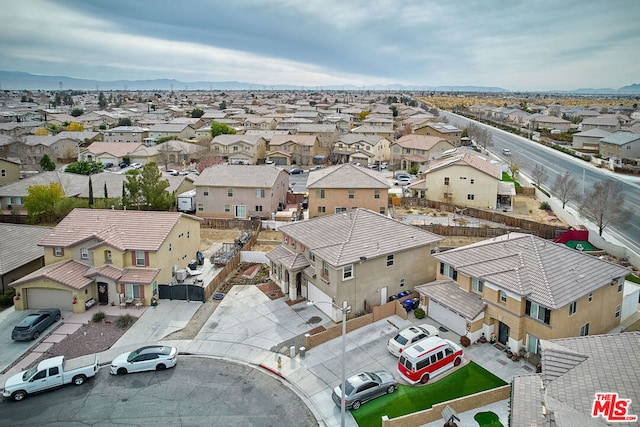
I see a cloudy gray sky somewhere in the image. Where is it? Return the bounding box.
[1,0,638,91]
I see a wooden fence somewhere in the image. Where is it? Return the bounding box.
[199,217,262,230]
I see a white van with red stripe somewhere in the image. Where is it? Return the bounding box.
[397,336,463,385]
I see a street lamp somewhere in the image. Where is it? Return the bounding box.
[307,300,351,427]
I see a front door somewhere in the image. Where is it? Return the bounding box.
[498,321,510,346]
[296,272,302,299]
[98,282,109,305]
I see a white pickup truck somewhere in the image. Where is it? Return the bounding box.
[2,354,98,401]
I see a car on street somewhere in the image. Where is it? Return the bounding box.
[11,308,61,341]
[502,148,512,156]
[387,323,440,357]
[331,370,397,410]
[110,345,178,375]
[289,168,304,174]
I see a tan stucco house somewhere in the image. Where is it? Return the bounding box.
[10,209,201,313]
[390,134,455,171]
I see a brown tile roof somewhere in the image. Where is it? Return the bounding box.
[307,163,390,189]
[84,264,124,281]
[414,279,487,320]
[10,259,93,290]
[120,267,161,284]
[39,209,196,251]
[424,151,502,179]
[394,134,449,150]
[269,134,318,147]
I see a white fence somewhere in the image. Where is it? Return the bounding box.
[241,251,269,264]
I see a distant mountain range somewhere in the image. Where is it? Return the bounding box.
[0,71,638,94]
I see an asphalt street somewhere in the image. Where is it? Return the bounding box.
[0,356,317,427]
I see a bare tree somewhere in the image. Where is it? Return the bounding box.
[578,179,631,236]
[531,164,548,188]
[552,172,578,209]
[508,158,520,180]
[466,123,493,150]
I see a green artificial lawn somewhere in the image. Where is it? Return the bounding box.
[564,240,596,251]
[351,362,507,427]
[501,172,521,187]
[627,273,640,284]
[474,411,504,427]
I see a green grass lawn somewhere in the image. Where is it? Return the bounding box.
[474,411,504,426]
[351,362,507,427]
[627,273,640,284]
[501,172,522,187]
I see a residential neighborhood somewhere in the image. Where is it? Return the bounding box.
[0,87,639,427]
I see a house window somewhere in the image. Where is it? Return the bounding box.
[316,189,325,199]
[187,231,190,238]
[80,248,89,260]
[348,190,355,199]
[204,189,209,196]
[470,179,474,184]
[439,263,457,280]
[400,278,405,287]
[125,283,141,299]
[168,243,172,252]
[579,323,590,336]
[198,204,204,212]
[152,281,158,296]
[335,207,347,213]
[104,250,112,264]
[499,290,507,304]
[467,194,475,200]
[1,169,5,177]
[321,261,329,280]
[472,278,484,294]
[135,250,146,267]
[525,300,551,325]
[374,190,380,199]
[615,304,621,318]
[256,188,265,198]
[618,282,623,293]
[343,264,353,280]
[224,204,231,212]
[379,207,386,214]
[54,247,63,257]
[387,254,394,267]
[568,301,577,316]
[318,206,326,213]
[444,177,450,185]
[588,293,593,302]
[255,205,263,212]
[227,188,233,197]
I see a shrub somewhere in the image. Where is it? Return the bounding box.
[92,311,106,323]
[115,314,135,329]
[0,289,16,307]
[459,335,471,347]
[414,308,425,319]
[539,201,551,211]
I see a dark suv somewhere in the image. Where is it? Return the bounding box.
[12,308,61,341]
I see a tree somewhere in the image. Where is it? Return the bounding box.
[104,182,108,199]
[65,122,84,132]
[88,176,94,207]
[35,128,49,136]
[24,182,64,223]
[552,172,577,209]
[508,158,520,179]
[210,121,236,138]
[65,161,103,175]
[466,123,492,150]
[39,154,56,171]
[123,163,173,210]
[531,164,548,188]
[70,108,84,117]
[117,117,132,127]
[190,108,204,118]
[578,179,631,236]
[98,92,107,109]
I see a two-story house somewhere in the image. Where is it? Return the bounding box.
[210,134,267,165]
[598,131,640,162]
[102,126,150,143]
[415,233,630,355]
[332,134,391,166]
[266,208,443,320]
[81,142,144,165]
[580,115,621,132]
[266,134,320,166]
[532,115,571,132]
[408,150,512,210]
[192,164,289,219]
[295,124,340,156]
[21,131,101,169]
[147,123,196,142]
[413,122,463,145]
[0,157,21,186]
[390,134,455,171]
[307,164,390,218]
[570,128,611,152]
[10,209,201,313]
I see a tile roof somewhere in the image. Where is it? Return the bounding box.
[10,259,94,290]
[193,164,287,188]
[394,134,449,150]
[85,142,144,157]
[414,280,487,320]
[39,208,195,251]
[269,134,318,147]
[211,134,263,146]
[424,151,502,180]
[0,224,52,275]
[306,163,390,189]
[600,131,640,146]
[120,267,161,284]
[433,233,630,308]
[510,375,547,427]
[278,208,443,267]
[265,246,310,270]
[573,128,612,138]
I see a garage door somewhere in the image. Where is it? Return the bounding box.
[27,288,74,312]
[428,299,467,335]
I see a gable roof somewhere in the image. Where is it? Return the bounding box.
[38,208,197,251]
[433,233,629,309]
[269,134,318,147]
[307,163,390,189]
[424,151,502,180]
[0,224,52,275]
[277,208,443,266]
[193,164,287,188]
[85,141,144,157]
[599,131,640,146]
[394,134,451,150]
[211,134,263,146]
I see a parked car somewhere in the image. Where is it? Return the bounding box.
[387,323,440,357]
[110,345,178,375]
[12,308,61,341]
[394,176,412,186]
[103,162,114,168]
[332,370,397,410]
[289,168,304,175]
[309,165,323,171]
[130,162,143,169]
[119,161,128,168]
[3,354,97,401]
[165,169,179,176]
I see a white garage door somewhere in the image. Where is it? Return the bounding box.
[27,288,74,312]
[307,283,335,320]
[428,299,467,335]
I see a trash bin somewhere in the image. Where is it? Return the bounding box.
[411,297,420,309]
[196,251,204,265]
[397,291,409,298]
[388,295,399,302]
[299,347,306,358]
[188,259,198,270]
[402,300,413,313]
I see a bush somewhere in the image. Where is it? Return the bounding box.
[414,308,425,319]
[539,201,551,210]
[0,289,16,307]
[115,314,135,329]
[459,335,471,347]
[92,311,106,323]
